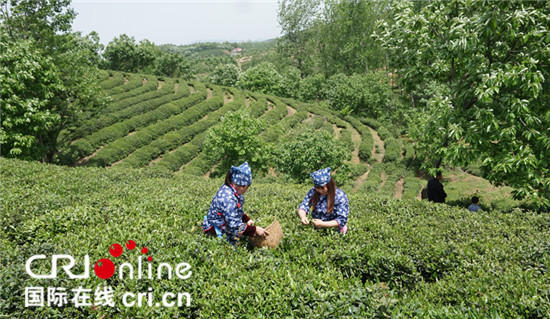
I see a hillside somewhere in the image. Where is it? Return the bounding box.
[1,158,548,317]
[56,70,519,210]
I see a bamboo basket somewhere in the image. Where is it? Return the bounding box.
[251,216,283,248]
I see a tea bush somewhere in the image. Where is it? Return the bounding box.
[99,73,125,90]
[248,95,269,118]
[107,74,143,96]
[259,98,288,127]
[151,97,245,172]
[383,137,403,163]
[2,158,548,318]
[86,91,223,167]
[320,122,334,135]
[109,76,158,103]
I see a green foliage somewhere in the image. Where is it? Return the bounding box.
[358,140,373,162]
[274,130,350,182]
[343,115,374,162]
[376,126,392,141]
[402,172,425,201]
[298,73,326,101]
[155,52,192,79]
[348,163,369,180]
[57,78,198,165]
[0,36,63,160]
[261,112,308,144]
[209,64,240,87]
[0,0,106,162]
[107,75,157,103]
[259,98,288,127]
[277,0,319,77]
[159,41,236,57]
[86,87,221,167]
[248,95,269,118]
[361,117,382,130]
[383,138,403,163]
[277,0,389,78]
[204,110,270,173]
[339,129,354,152]
[320,122,333,135]
[159,42,239,76]
[318,0,388,76]
[280,67,301,99]
[376,0,550,206]
[73,31,104,67]
[236,62,283,96]
[378,161,406,197]
[6,158,548,316]
[104,35,194,79]
[103,34,154,73]
[153,93,245,172]
[325,72,393,117]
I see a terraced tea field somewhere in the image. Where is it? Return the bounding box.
[57,71,433,201]
[57,71,520,209]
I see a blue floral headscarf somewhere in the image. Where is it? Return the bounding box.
[231,162,252,186]
[310,167,331,187]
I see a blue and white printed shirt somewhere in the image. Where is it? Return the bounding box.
[468,203,481,212]
[202,184,248,240]
[298,187,349,229]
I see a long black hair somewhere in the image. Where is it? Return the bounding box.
[311,178,336,214]
[224,169,232,186]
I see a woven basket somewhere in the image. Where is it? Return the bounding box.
[251,216,284,248]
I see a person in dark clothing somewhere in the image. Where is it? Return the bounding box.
[427,171,447,203]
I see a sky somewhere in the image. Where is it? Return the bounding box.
[71,0,281,46]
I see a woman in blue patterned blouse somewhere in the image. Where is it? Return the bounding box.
[297,167,349,234]
[202,162,269,244]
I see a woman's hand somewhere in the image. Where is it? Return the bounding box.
[312,219,324,228]
[298,209,309,225]
[247,219,255,226]
[312,219,339,229]
[255,226,269,237]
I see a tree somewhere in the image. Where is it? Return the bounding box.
[135,39,160,74]
[155,52,192,79]
[325,72,393,117]
[0,0,75,44]
[277,0,320,78]
[0,0,105,162]
[318,0,387,76]
[104,35,194,79]
[209,64,240,87]
[274,130,350,183]
[204,110,271,174]
[280,66,301,98]
[0,34,63,159]
[298,73,325,101]
[73,31,103,67]
[236,62,283,96]
[103,34,142,73]
[376,0,550,206]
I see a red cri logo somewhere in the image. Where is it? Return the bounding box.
[94,240,152,280]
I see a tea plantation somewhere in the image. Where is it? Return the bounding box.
[56,70,431,203]
[2,70,547,317]
[1,158,549,318]
[54,71,521,209]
